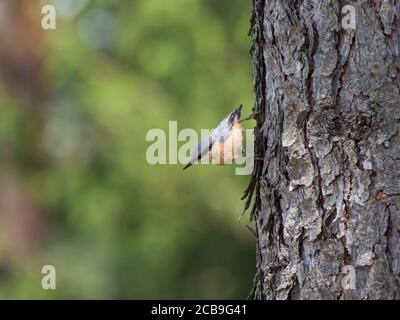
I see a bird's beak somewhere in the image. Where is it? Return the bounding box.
[228,104,243,124]
[234,104,243,119]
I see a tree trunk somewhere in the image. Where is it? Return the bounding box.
[245,0,400,299]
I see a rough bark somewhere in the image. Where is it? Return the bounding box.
[245,0,400,299]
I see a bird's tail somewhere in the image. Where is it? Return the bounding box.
[182,162,193,170]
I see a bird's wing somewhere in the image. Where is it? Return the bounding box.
[211,117,233,145]
[189,135,215,164]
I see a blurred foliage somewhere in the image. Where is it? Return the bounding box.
[0,0,255,299]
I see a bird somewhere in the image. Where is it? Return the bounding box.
[183,104,250,170]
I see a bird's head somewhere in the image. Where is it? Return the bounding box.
[228,104,242,124]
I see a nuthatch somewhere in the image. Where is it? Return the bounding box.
[183,104,250,170]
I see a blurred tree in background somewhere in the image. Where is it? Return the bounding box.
[0,0,254,299]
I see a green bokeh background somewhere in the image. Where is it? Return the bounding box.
[0,0,255,299]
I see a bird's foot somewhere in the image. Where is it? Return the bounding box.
[239,111,260,123]
[246,154,264,161]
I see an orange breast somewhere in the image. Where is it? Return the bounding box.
[209,122,243,165]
